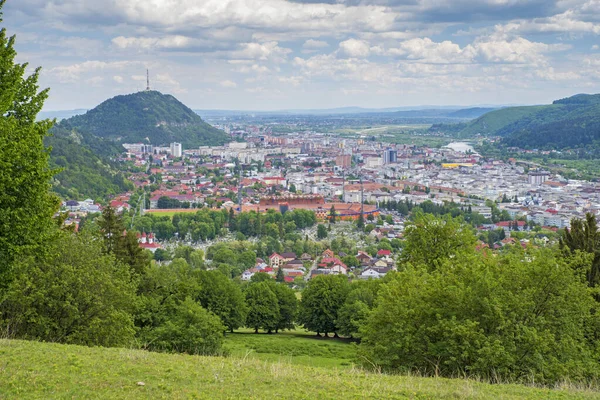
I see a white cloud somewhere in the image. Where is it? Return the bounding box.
[303,39,329,49]
[47,61,137,82]
[593,45,599,50]
[338,39,372,58]
[220,80,237,88]
[113,75,124,83]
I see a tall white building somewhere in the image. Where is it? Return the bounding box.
[170,142,182,158]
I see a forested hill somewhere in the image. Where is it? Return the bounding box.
[455,93,600,150]
[45,131,133,200]
[52,90,230,148]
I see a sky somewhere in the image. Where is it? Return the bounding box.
[4,0,600,111]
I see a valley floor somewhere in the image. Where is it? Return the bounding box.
[1,338,597,399]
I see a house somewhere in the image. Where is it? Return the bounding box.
[377,249,392,258]
[322,249,335,259]
[269,253,286,268]
[241,269,256,281]
[360,267,391,279]
[356,251,372,266]
[280,252,297,262]
[300,253,313,261]
[137,232,161,253]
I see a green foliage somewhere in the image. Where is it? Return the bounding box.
[336,279,382,338]
[0,20,59,289]
[400,212,476,270]
[52,90,230,148]
[317,224,328,239]
[143,297,225,355]
[560,213,600,288]
[0,231,137,347]
[45,134,132,199]
[245,282,280,333]
[298,275,350,336]
[269,283,298,332]
[96,206,150,276]
[361,233,600,384]
[196,270,247,332]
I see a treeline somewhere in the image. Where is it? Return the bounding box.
[123,208,317,242]
[378,199,514,225]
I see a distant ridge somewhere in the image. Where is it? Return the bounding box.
[455,93,600,149]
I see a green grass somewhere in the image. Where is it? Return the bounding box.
[145,209,199,217]
[224,328,357,368]
[1,339,598,399]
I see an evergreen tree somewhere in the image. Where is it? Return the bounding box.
[0,5,59,290]
[276,266,285,283]
[560,213,600,288]
[329,205,336,224]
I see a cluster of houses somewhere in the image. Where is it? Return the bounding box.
[241,248,396,282]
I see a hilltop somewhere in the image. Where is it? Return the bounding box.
[1,339,595,399]
[52,90,230,148]
[454,93,600,150]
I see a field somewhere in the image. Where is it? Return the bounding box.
[2,339,599,399]
[224,328,357,368]
[145,209,200,217]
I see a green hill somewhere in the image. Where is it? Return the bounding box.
[52,90,230,148]
[46,134,133,200]
[456,94,600,150]
[1,339,595,399]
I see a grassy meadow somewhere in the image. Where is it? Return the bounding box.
[224,328,357,368]
[2,338,599,399]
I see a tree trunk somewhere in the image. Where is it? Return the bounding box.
[316,332,321,337]
[324,332,329,338]
[254,328,258,334]
[334,332,340,338]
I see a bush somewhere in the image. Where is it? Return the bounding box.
[360,247,600,384]
[145,298,225,355]
[0,231,137,347]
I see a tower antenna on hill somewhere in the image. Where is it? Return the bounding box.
[146,69,150,91]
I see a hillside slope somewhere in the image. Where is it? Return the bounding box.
[53,91,230,148]
[1,339,596,399]
[457,94,600,150]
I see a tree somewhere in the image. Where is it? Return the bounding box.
[0,231,137,347]
[276,266,285,283]
[245,282,280,333]
[97,206,150,277]
[270,282,298,333]
[560,213,600,288]
[143,297,225,355]
[336,279,382,338]
[342,255,360,268]
[298,275,350,337]
[329,205,336,224]
[317,224,328,239]
[0,8,60,290]
[196,270,247,332]
[400,212,476,271]
[239,250,257,269]
[250,272,272,283]
[360,247,599,384]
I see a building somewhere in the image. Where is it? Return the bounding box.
[528,171,550,185]
[383,148,397,164]
[335,154,352,168]
[170,142,183,158]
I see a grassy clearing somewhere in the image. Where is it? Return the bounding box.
[145,209,199,217]
[1,339,597,399]
[224,328,357,368]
